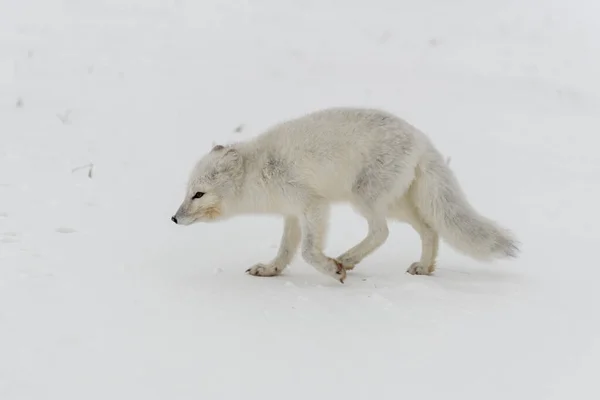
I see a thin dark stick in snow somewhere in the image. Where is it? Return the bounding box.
[72,163,94,179]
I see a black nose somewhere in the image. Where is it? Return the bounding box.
[171,216,178,224]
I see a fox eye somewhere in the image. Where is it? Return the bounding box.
[192,192,205,200]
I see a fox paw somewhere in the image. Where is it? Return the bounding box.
[328,258,348,284]
[246,263,282,277]
[335,259,356,271]
[406,262,433,276]
[335,254,358,271]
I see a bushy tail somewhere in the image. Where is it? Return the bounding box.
[410,152,520,261]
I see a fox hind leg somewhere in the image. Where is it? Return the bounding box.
[388,196,439,275]
[336,201,389,270]
[337,159,416,270]
[406,221,439,275]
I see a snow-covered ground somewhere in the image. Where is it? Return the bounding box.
[1,0,599,399]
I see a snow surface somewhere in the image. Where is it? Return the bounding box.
[1,0,600,399]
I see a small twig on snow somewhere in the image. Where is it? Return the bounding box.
[72,163,94,179]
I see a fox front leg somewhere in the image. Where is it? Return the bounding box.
[246,216,301,277]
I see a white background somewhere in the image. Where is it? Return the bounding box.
[1,1,599,399]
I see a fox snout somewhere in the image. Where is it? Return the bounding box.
[171,203,193,226]
[171,202,203,226]
[172,193,223,226]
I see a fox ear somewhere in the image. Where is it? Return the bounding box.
[211,144,225,152]
[216,148,241,172]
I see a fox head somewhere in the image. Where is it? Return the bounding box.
[171,144,243,225]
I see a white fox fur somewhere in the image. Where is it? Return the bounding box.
[172,107,519,283]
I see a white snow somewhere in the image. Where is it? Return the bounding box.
[1,0,599,399]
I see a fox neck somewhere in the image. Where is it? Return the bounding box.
[224,143,288,216]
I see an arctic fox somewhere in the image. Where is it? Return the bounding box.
[172,107,519,283]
